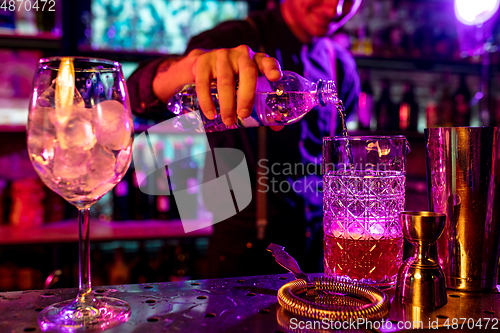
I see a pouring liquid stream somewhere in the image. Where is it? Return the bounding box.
[335,101,354,168]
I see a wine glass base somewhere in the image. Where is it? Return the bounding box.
[38,296,130,332]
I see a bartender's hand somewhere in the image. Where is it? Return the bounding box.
[153,45,283,129]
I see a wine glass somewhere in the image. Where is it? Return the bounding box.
[27,57,133,331]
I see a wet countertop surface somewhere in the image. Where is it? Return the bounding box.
[1,273,500,332]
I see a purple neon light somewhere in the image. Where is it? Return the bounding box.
[455,0,500,25]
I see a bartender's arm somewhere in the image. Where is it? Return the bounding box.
[152,46,282,127]
[127,17,284,126]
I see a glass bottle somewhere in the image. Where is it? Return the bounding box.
[352,24,374,56]
[108,247,130,285]
[154,139,170,220]
[358,71,374,131]
[181,137,199,220]
[132,142,152,220]
[166,142,183,220]
[453,74,471,127]
[437,72,454,127]
[426,85,438,128]
[113,169,132,221]
[166,70,341,132]
[398,81,419,132]
[376,79,397,131]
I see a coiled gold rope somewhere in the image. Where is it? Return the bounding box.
[277,276,390,321]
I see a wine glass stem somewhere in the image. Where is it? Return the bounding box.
[78,208,92,302]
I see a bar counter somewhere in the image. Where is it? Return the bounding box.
[1,273,499,332]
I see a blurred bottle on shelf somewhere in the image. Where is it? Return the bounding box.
[130,242,154,284]
[495,97,500,127]
[377,23,408,58]
[167,142,183,220]
[113,169,132,221]
[91,247,106,287]
[108,247,130,285]
[358,71,375,131]
[91,192,113,222]
[154,139,170,220]
[389,24,408,57]
[17,246,44,290]
[453,74,472,127]
[35,6,57,34]
[182,137,199,220]
[9,178,45,227]
[157,244,176,282]
[426,85,438,128]
[17,267,41,290]
[44,188,65,223]
[437,72,454,127]
[433,24,456,60]
[0,10,16,32]
[494,75,500,127]
[0,179,6,225]
[377,26,393,58]
[398,81,419,132]
[344,0,462,61]
[0,261,17,291]
[132,142,152,220]
[376,79,398,131]
[169,243,191,282]
[15,5,37,35]
[155,195,170,220]
[137,241,167,283]
[352,24,373,56]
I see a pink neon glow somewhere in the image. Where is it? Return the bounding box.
[455,0,500,25]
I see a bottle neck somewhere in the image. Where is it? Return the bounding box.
[317,80,339,107]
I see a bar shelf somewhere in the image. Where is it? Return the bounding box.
[354,55,483,75]
[0,219,213,245]
[0,32,61,50]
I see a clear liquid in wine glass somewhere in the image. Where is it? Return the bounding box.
[28,68,133,209]
[28,57,133,332]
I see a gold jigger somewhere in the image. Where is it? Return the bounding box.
[395,211,447,309]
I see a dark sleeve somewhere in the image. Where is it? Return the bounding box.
[127,19,259,120]
[126,56,178,121]
[185,20,259,52]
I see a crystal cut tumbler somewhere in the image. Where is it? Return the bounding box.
[322,136,410,287]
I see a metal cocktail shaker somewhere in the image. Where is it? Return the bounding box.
[425,127,500,291]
